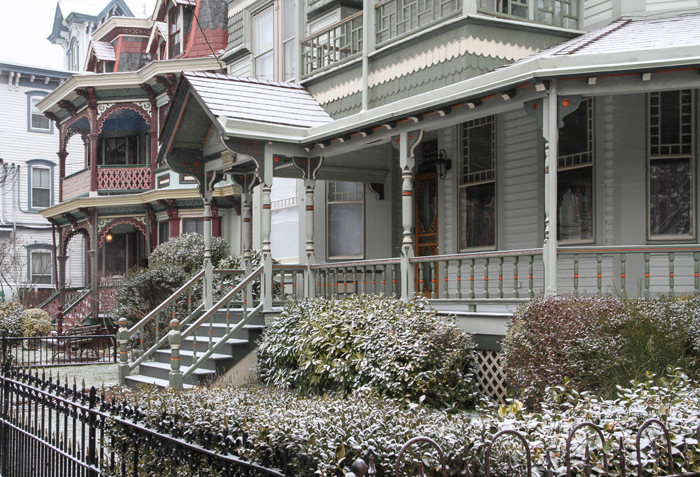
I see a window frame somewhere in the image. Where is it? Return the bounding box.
[458,115,497,252]
[26,244,54,287]
[326,181,365,260]
[557,96,595,245]
[26,159,55,212]
[647,90,696,242]
[158,220,170,245]
[169,6,183,58]
[246,0,297,82]
[26,91,53,134]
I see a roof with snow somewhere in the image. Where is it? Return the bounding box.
[90,40,117,61]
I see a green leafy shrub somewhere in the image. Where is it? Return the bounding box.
[110,370,700,477]
[0,302,25,338]
[214,250,281,301]
[23,308,53,337]
[501,295,699,405]
[256,295,480,408]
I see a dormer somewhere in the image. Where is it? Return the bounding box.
[86,17,152,72]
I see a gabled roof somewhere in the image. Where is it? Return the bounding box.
[48,0,135,42]
[90,40,117,62]
[146,21,168,52]
[184,72,334,128]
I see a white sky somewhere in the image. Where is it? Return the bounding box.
[0,0,157,71]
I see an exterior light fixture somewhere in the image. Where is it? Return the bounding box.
[106,233,113,243]
[434,149,452,180]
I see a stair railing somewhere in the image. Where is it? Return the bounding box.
[117,269,206,384]
[168,265,264,388]
[38,285,64,310]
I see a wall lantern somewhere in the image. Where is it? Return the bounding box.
[434,149,452,180]
[106,233,113,243]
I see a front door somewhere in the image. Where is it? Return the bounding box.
[414,173,438,297]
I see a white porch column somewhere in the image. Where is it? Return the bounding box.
[399,131,416,299]
[543,88,559,295]
[242,192,253,305]
[304,179,317,298]
[203,193,214,309]
[262,151,274,310]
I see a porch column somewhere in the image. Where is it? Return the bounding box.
[242,192,253,305]
[399,131,416,299]
[90,215,99,320]
[262,151,274,310]
[203,196,214,309]
[89,132,99,192]
[57,150,68,202]
[543,88,559,295]
[304,180,316,298]
[56,254,68,336]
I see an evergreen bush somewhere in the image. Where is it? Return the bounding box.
[0,302,25,338]
[23,308,53,337]
[501,295,699,405]
[256,295,480,408]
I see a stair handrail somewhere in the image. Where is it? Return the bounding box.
[62,286,92,317]
[38,285,65,310]
[128,302,205,372]
[182,302,264,380]
[128,269,206,337]
[181,265,264,340]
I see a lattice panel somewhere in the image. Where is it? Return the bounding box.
[98,167,152,190]
[476,350,508,403]
[62,169,92,200]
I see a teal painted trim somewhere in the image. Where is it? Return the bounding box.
[154,165,170,173]
[26,159,55,213]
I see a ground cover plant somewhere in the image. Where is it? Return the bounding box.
[501,295,700,405]
[255,295,480,408]
[109,370,700,477]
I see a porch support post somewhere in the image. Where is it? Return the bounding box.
[399,131,416,299]
[89,132,99,192]
[89,213,99,320]
[242,192,253,305]
[304,179,316,298]
[543,88,559,295]
[57,149,68,202]
[262,151,274,311]
[203,192,214,309]
[56,254,68,336]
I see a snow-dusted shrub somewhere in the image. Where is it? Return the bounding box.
[109,370,700,477]
[213,250,281,301]
[149,233,229,274]
[256,295,480,408]
[0,302,25,338]
[23,308,52,337]
[502,295,699,406]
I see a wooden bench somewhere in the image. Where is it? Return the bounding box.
[45,325,104,363]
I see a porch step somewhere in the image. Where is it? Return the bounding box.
[124,374,195,390]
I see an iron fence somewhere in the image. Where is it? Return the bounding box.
[2,333,117,368]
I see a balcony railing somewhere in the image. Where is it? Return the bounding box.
[62,168,91,200]
[477,0,579,29]
[97,165,152,191]
[301,12,363,78]
[375,0,460,46]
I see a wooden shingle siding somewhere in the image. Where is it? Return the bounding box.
[227,10,245,50]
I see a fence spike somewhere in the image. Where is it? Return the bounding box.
[651,438,659,469]
[545,449,553,477]
[584,444,591,477]
[619,436,626,477]
[417,461,426,477]
[682,438,690,470]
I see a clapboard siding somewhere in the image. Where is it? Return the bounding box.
[228,55,252,77]
[503,109,540,250]
[646,0,699,12]
[584,0,613,27]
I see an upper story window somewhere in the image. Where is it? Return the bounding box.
[251,0,296,81]
[97,135,146,165]
[68,38,80,71]
[27,92,52,133]
[327,181,364,259]
[27,159,54,211]
[170,7,183,57]
[648,90,695,240]
[459,116,496,251]
[557,97,594,243]
[29,247,53,286]
[477,0,579,29]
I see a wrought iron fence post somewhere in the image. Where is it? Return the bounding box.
[169,318,184,389]
[88,386,98,477]
[117,317,130,385]
[1,347,9,477]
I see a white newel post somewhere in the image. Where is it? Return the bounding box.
[262,151,273,310]
[399,132,416,299]
[305,179,317,298]
[242,192,253,305]
[543,88,559,295]
[203,194,214,309]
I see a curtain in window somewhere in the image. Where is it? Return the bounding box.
[650,158,692,236]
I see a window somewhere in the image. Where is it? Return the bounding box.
[282,0,296,81]
[648,90,695,239]
[557,97,594,243]
[28,247,53,286]
[477,0,578,28]
[254,8,274,80]
[169,7,182,57]
[182,218,204,235]
[27,92,52,133]
[31,167,51,209]
[327,182,364,259]
[97,135,144,165]
[459,116,496,250]
[68,38,80,71]
[158,221,170,244]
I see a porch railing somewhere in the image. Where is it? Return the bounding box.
[311,258,402,298]
[301,12,363,78]
[61,168,91,200]
[97,164,152,191]
[375,0,460,46]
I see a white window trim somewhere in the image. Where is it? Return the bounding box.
[326,181,365,260]
[26,91,53,134]
[245,0,297,82]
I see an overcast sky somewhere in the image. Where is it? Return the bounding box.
[0,0,156,70]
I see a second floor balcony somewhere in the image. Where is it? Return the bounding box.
[62,164,153,200]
